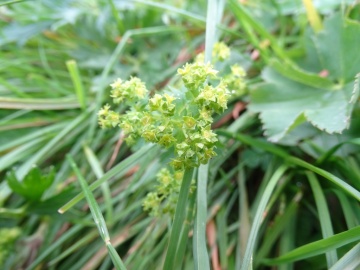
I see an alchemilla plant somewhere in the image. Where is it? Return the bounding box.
[98,42,245,216]
[100,66,226,169]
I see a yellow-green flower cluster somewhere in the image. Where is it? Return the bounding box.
[224,64,247,96]
[177,62,218,94]
[110,77,148,104]
[212,41,230,61]
[98,61,231,169]
[98,104,120,128]
[195,41,230,63]
[195,42,247,98]
[143,168,193,216]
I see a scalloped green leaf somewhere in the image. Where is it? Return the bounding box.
[249,13,360,142]
[249,69,358,142]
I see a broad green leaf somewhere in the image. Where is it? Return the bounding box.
[306,14,360,83]
[249,13,360,142]
[249,68,358,142]
[6,166,55,201]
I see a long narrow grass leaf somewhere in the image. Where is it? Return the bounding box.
[163,167,194,270]
[59,144,156,213]
[108,0,125,34]
[0,97,80,110]
[228,0,287,61]
[218,130,360,201]
[83,145,113,224]
[27,225,84,270]
[306,171,337,267]
[204,0,218,62]
[66,60,86,111]
[237,165,251,269]
[66,155,110,241]
[302,0,323,32]
[107,244,127,270]
[241,165,288,270]
[17,111,90,179]
[217,208,228,269]
[66,155,126,270]
[133,0,206,23]
[264,226,360,264]
[194,164,210,270]
[256,193,301,265]
[0,0,28,6]
[329,242,360,270]
[331,189,360,228]
[175,189,196,269]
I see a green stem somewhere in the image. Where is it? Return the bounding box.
[163,167,194,270]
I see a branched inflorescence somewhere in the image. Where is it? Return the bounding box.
[98,42,246,216]
[142,168,189,216]
[99,62,230,170]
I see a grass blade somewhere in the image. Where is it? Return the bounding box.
[204,0,218,62]
[163,167,194,270]
[237,165,251,269]
[83,145,113,224]
[66,155,127,270]
[228,0,287,61]
[264,226,360,265]
[329,242,360,270]
[26,224,84,270]
[108,0,125,34]
[59,144,156,213]
[194,164,210,270]
[133,0,206,24]
[0,96,80,110]
[218,130,360,201]
[66,60,86,111]
[17,111,90,179]
[0,0,27,6]
[216,207,228,269]
[256,192,301,266]
[241,165,288,270]
[302,0,323,33]
[331,189,360,228]
[306,171,337,267]
[175,188,196,269]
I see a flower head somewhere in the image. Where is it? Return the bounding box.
[110,77,148,104]
[212,42,230,61]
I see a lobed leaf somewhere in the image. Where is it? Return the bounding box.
[249,13,360,142]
